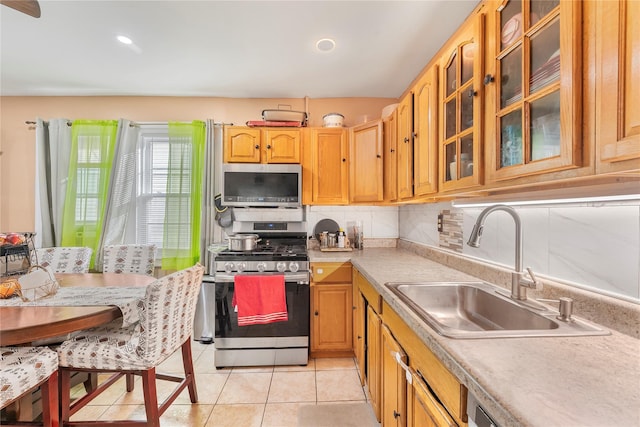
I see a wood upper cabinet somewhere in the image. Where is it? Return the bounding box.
[307,128,349,205]
[310,262,353,357]
[383,110,398,201]
[397,93,414,199]
[350,120,384,203]
[484,0,582,182]
[439,12,484,192]
[381,324,407,427]
[593,0,640,174]
[413,64,439,197]
[263,129,302,163]
[224,126,301,163]
[224,127,262,163]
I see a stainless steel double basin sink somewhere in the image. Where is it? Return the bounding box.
[385,281,609,339]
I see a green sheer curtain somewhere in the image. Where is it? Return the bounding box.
[161,121,206,270]
[60,120,118,268]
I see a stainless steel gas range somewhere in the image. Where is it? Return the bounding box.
[194,220,310,368]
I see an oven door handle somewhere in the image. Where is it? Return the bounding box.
[215,272,310,284]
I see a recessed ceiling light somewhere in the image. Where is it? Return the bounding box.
[117,35,133,45]
[315,38,336,53]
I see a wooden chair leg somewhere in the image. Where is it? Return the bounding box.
[141,368,160,427]
[59,368,72,424]
[41,370,59,427]
[82,372,98,393]
[181,340,198,403]
[126,373,135,392]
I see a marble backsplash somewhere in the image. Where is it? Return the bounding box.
[399,201,640,303]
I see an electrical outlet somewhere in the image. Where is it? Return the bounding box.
[437,213,444,232]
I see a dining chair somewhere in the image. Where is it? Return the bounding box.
[0,346,59,427]
[102,244,156,276]
[57,263,205,427]
[35,247,92,274]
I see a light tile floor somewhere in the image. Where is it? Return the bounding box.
[69,341,379,426]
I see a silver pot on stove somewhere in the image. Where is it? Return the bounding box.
[227,234,261,251]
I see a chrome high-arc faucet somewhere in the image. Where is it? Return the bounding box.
[467,204,540,301]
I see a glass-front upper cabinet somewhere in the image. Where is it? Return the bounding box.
[485,0,581,182]
[440,12,484,192]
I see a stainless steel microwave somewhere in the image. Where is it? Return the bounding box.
[221,163,302,208]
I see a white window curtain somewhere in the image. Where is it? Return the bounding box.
[35,118,72,248]
[95,119,140,271]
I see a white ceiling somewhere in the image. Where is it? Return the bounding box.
[1,0,479,98]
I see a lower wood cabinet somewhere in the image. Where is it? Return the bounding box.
[310,262,353,357]
[381,323,407,427]
[367,305,382,421]
[353,267,467,427]
[407,369,458,427]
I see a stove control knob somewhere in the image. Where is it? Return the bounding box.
[257,262,267,273]
[236,262,246,273]
[289,262,299,273]
[224,262,235,273]
[276,262,287,273]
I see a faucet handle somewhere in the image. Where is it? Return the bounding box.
[523,267,542,290]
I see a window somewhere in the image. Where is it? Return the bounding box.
[135,123,203,267]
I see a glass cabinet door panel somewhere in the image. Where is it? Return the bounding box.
[460,87,474,132]
[500,109,523,167]
[445,98,457,139]
[529,18,560,95]
[530,0,559,25]
[446,55,457,97]
[500,0,522,50]
[530,91,560,161]
[460,135,474,178]
[445,142,457,181]
[500,46,522,108]
[461,43,474,85]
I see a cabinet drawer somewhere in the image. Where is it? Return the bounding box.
[311,262,352,283]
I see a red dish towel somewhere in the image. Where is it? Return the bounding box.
[232,275,288,326]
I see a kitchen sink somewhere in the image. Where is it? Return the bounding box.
[385,281,609,339]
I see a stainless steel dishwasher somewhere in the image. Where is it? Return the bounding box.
[467,392,499,427]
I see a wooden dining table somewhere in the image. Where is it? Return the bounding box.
[0,272,156,346]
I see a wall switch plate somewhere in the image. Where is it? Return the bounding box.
[437,213,444,232]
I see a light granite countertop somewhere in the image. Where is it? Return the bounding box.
[309,247,640,427]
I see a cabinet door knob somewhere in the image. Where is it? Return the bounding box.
[412,132,417,138]
[314,311,319,316]
[266,144,271,149]
[404,137,409,143]
[390,149,395,153]
[468,89,477,98]
[342,158,346,162]
[376,154,381,158]
[255,144,260,149]
[483,74,495,85]
[393,410,401,419]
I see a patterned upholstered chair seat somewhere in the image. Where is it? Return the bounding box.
[57,263,205,426]
[0,346,59,425]
[36,246,92,273]
[102,244,156,276]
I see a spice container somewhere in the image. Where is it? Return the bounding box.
[327,233,337,248]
